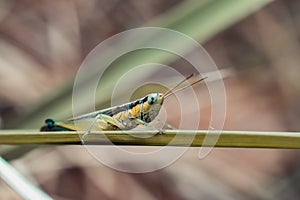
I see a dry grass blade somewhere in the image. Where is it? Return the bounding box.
[0,157,52,200]
[1,130,300,148]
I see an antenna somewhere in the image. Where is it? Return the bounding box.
[164,76,207,98]
[163,73,194,97]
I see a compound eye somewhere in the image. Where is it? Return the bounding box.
[147,94,157,104]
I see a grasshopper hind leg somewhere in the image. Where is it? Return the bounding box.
[81,114,102,144]
[81,114,126,144]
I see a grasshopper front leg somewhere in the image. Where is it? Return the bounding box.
[135,118,167,135]
[151,119,177,130]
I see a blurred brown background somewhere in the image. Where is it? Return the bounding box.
[1,0,300,199]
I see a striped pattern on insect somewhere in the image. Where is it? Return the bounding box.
[40,74,207,142]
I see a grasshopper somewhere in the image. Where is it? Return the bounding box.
[40,74,207,142]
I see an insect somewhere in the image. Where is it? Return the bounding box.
[40,74,207,142]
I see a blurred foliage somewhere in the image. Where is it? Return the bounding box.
[1,0,271,129]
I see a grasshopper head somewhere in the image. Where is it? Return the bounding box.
[147,93,164,105]
[143,93,164,122]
